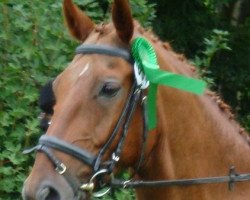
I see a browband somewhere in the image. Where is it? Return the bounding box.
[75,44,133,64]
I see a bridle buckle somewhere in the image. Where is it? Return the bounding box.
[56,163,67,175]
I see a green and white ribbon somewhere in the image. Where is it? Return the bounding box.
[131,37,206,130]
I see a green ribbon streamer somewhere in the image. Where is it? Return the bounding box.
[132,37,206,130]
[142,60,206,130]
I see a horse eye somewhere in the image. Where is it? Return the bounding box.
[99,82,120,98]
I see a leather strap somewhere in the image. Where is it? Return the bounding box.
[39,135,96,167]
[75,44,133,64]
[111,166,250,191]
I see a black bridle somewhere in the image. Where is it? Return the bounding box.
[24,43,250,198]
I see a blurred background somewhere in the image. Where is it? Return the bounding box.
[0,0,249,199]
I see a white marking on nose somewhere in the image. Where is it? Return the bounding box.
[79,63,90,77]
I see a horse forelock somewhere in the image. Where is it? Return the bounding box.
[39,80,55,114]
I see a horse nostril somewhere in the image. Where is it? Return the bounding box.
[37,185,60,200]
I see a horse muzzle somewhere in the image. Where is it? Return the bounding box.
[22,173,89,200]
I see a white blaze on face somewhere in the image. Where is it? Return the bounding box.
[79,63,90,77]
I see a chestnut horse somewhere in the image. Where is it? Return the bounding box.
[22,0,250,199]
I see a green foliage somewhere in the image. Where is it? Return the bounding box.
[149,0,216,56]
[0,0,155,199]
[200,29,231,67]
[105,0,156,27]
[192,29,231,86]
[0,1,71,198]
[129,0,156,27]
[203,0,234,12]
[210,18,250,129]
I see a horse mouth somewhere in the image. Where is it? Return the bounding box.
[35,186,90,200]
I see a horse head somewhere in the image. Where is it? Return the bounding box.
[22,0,157,199]
[22,0,250,200]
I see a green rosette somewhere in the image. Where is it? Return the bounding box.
[131,37,206,130]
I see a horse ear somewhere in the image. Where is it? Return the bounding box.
[112,0,134,43]
[63,0,94,41]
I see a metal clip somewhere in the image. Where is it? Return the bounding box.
[123,180,131,189]
[228,166,238,191]
[112,153,120,162]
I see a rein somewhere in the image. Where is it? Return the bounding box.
[24,43,250,198]
[111,166,250,191]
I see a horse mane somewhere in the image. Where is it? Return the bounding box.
[94,21,250,145]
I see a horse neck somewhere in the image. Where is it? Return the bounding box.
[137,36,250,182]
[132,24,250,200]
